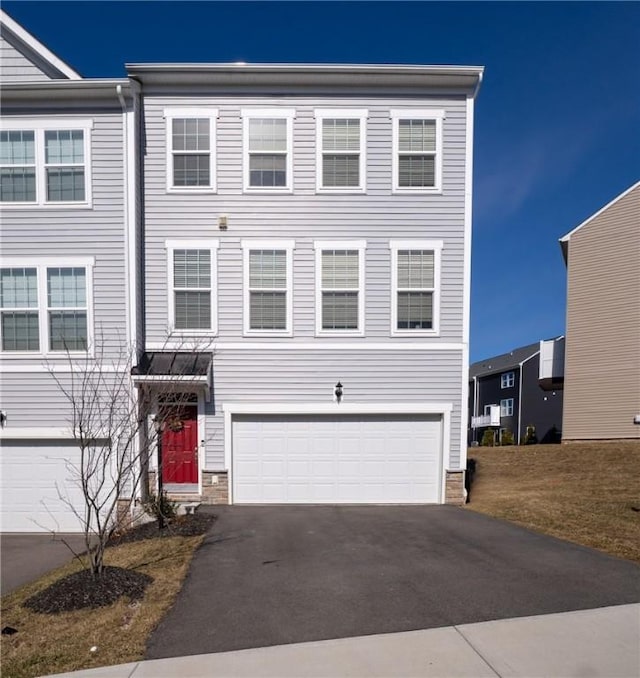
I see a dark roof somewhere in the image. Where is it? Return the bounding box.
[132,352,212,377]
[469,342,541,379]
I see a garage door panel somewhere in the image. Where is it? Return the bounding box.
[2,443,85,532]
[233,414,442,504]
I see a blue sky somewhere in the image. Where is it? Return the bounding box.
[5,1,639,362]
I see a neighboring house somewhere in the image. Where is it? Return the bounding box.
[468,338,564,445]
[1,10,484,531]
[0,10,136,531]
[559,181,640,441]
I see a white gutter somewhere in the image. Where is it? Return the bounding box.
[116,85,131,350]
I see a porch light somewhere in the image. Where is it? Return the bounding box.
[334,382,343,403]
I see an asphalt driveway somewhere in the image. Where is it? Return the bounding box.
[146,505,640,659]
[0,533,89,595]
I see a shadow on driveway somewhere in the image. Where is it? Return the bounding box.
[146,505,640,659]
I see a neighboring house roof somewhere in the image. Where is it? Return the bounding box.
[559,180,640,263]
[469,342,541,379]
[0,9,82,80]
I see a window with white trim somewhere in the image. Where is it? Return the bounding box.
[391,110,444,192]
[1,120,92,205]
[242,240,294,335]
[500,398,514,417]
[166,240,218,334]
[314,241,365,336]
[501,371,515,389]
[242,109,294,191]
[0,267,39,351]
[315,109,367,191]
[390,240,442,335]
[0,258,93,353]
[47,267,87,350]
[164,109,217,191]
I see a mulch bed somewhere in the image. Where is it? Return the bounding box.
[21,513,215,615]
[23,567,153,614]
[107,512,215,546]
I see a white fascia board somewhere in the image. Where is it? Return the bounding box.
[144,340,465,351]
[0,9,82,79]
[559,180,640,243]
[131,375,208,384]
[519,350,541,367]
[0,427,108,440]
[223,402,453,415]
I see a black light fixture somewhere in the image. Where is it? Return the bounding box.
[334,381,343,403]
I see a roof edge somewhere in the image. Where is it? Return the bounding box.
[0,8,82,80]
[559,180,640,243]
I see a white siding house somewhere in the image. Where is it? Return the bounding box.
[0,10,136,531]
[1,10,482,531]
[129,64,482,506]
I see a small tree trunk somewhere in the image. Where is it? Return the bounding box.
[157,429,165,530]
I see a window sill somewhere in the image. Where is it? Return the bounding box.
[243,187,293,195]
[166,187,217,194]
[316,187,366,195]
[391,187,442,195]
[316,330,365,338]
[1,201,93,209]
[243,330,293,338]
[390,329,440,338]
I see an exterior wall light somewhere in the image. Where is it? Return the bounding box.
[334,382,343,403]
[0,410,6,428]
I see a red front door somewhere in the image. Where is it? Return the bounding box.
[161,406,198,484]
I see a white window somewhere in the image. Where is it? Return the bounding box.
[314,241,365,336]
[315,109,367,192]
[242,109,295,192]
[166,240,219,335]
[242,240,294,336]
[0,257,93,354]
[500,398,514,417]
[391,109,444,193]
[0,119,93,206]
[390,240,442,335]
[164,108,217,192]
[484,404,492,416]
[501,371,515,389]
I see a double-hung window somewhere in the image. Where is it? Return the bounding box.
[391,110,444,192]
[501,371,515,389]
[0,119,92,206]
[500,398,514,417]
[164,109,217,192]
[242,240,294,336]
[390,240,442,335]
[0,258,93,354]
[166,240,219,334]
[315,109,367,192]
[242,109,295,192]
[315,241,365,336]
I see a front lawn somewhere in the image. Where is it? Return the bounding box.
[466,441,640,563]
[1,520,210,678]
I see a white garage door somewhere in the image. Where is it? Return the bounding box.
[232,414,442,504]
[1,441,88,533]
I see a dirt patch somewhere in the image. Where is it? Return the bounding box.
[109,513,215,546]
[23,567,153,614]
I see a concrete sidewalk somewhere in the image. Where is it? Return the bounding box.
[46,603,640,678]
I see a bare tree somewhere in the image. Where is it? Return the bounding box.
[47,330,211,578]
